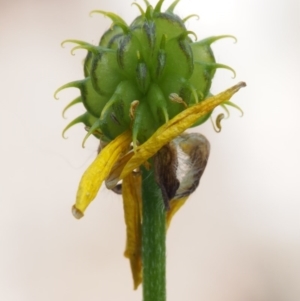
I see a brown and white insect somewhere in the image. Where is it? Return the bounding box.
[154,132,210,208]
[104,132,210,208]
[172,133,210,200]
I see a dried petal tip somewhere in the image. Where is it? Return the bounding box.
[237,81,247,88]
[72,205,84,219]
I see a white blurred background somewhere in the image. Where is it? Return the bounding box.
[0,0,299,300]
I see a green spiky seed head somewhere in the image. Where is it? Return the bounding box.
[56,0,236,146]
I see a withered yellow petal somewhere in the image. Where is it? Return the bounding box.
[167,197,189,229]
[72,131,132,218]
[122,172,142,289]
[105,151,134,190]
[120,82,246,179]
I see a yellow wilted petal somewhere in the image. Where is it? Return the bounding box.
[122,172,143,289]
[72,131,132,218]
[167,197,189,229]
[105,151,134,190]
[121,82,246,179]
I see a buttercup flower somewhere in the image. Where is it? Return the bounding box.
[56,0,245,292]
[69,83,245,288]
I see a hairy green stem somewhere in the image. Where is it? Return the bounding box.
[141,166,166,301]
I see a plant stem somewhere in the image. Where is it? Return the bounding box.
[141,166,166,301]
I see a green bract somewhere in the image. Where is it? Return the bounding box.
[55,0,236,146]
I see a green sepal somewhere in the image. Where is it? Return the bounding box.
[131,2,145,16]
[159,75,192,118]
[98,106,125,140]
[99,80,141,140]
[161,31,194,80]
[223,100,244,116]
[155,49,166,79]
[194,35,237,47]
[84,51,93,77]
[91,49,125,96]
[80,77,110,117]
[194,61,236,78]
[154,0,165,13]
[189,41,216,99]
[142,0,151,8]
[63,38,116,78]
[166,0,181,13]
[81,118,102,147]
[62,96,82,118]
[62,112,97,138]
[55,77,109,118]
[54,80,82,100]
[130,20,156,63]
[130,15,146,28]
[145,5,154,20]
[90,10,129,33]
[117,34,139,78]
[146,83,169,125]
[150,34,166,79]
[61,39,114,55]
[182,14,199,23]
[132,101,159,146]
[136,61,151,94]
[189,35,237,99]
[154,12,186,42]
[99,25,123,48]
